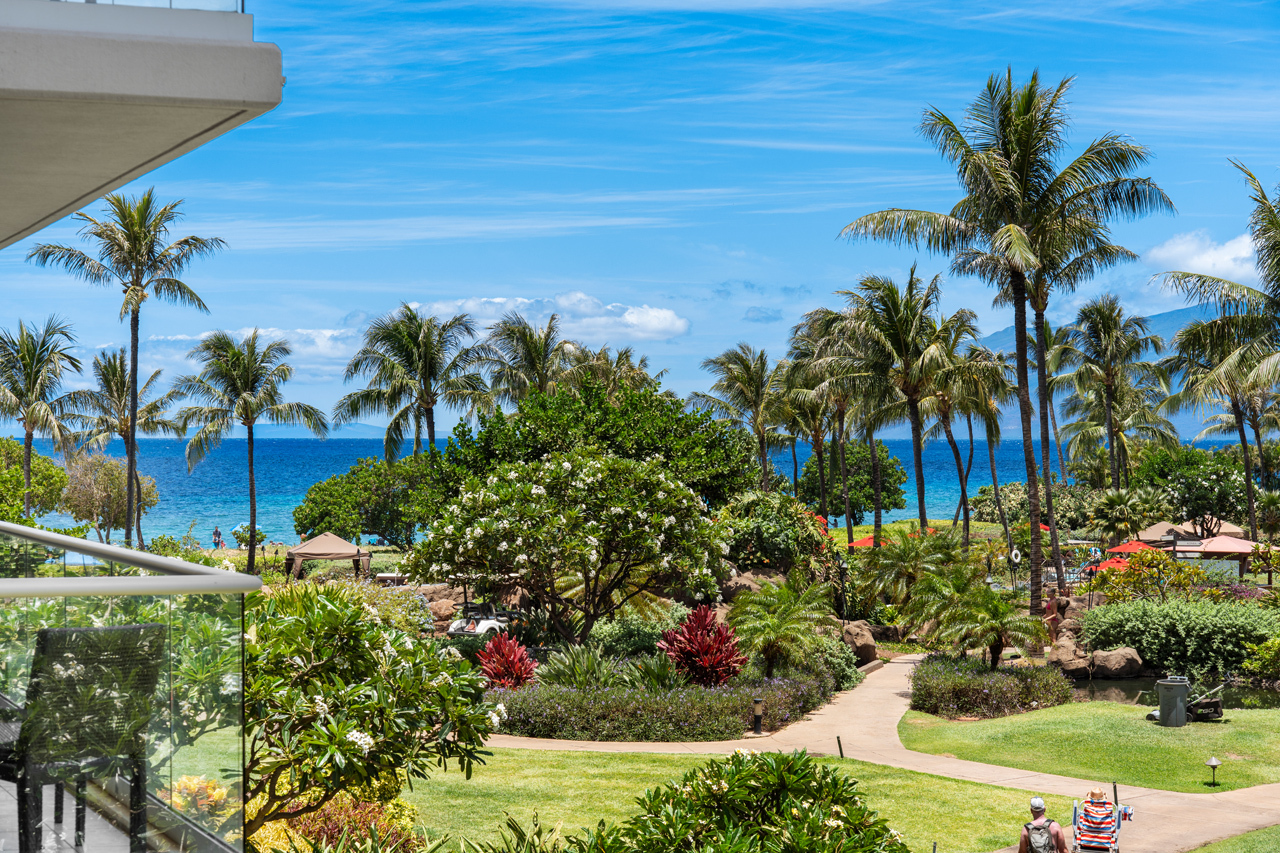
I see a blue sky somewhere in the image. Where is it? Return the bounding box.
[3,0,1279,435]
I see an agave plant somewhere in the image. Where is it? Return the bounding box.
[536,645,621,689]
[617,653,689,691]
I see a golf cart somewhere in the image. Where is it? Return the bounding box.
[445,602,522,637]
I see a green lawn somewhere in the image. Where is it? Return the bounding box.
[1193,826,1280,852]
[829,519,1004,546]
[401,748,1072,852]
[899,703,1280,793]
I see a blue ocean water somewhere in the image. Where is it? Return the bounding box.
[33,434,1075,544]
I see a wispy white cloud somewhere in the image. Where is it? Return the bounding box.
[415,291,691,341]
[742,306,782,323]
[1145,231,1256,283]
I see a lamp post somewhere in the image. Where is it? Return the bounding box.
[1206,756,1222,787]
[752,698,763,735]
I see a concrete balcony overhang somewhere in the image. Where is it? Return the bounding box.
[0,0,283,249]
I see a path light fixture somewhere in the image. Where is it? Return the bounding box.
[1206,756,1222,787]
[752,698,763,735]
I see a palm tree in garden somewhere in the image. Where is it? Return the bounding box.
[1061,370,1175,485]
[783,372,833,521]
[27,190,223,548]
[176,330,328,574]
[1061,295,1165,490]
[1163,319,1266,540]
[565,344,663,398]
[480,312,575,407]
[1043,320,1074,482]
[938,587,1045,670]
[690,343,784,490]
[726,578,833,678]
[841,69,1172,615]
[65,348,185,544]
[842,266,954,532]
[334,306,486,461]
[0,317,82,516]
[968,345,1016,551]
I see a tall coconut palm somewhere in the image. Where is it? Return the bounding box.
[480,312,575,407]
[1060,369,1176,487]
[1043,320,1074,482]
[176,330,328,575]
[783,372,834,522]
[690,343,783,489]
[64,348,185,544]
[1061,295,1165,490]
[968,345,1016,551]
[841,266,955,532]
[841,69,1172,614]
[334,306,486,461]
[1163,319,1265,540]
[27,189,223,547]
[0,317,82,516]
[564,344,663,398]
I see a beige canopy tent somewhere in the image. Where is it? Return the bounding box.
[1187,535,1258,555]
[1137,518,1246,543]
[285,532,372,578]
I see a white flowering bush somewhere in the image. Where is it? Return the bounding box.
[243,584,498,837]
[405,450,730,643]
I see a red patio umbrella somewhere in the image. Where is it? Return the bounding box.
[1097,556,1130,571]
[1107,540,1155,554]
[847,528,938,548]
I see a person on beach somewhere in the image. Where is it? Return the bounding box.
[1019,797,1068,853]
[212,525,224,549]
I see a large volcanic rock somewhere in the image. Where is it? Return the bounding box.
[1090,647,1143,678]
[1047,633,1091,678]
[841,620,879,666]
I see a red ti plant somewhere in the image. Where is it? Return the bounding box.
[658,605,747,686]
[477,631,538,689]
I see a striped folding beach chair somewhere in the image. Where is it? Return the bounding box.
[1073,794,1124,853]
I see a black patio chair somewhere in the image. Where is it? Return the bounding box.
[0,623,167,853]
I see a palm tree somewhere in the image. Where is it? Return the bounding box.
[783,379,833,521]
[176,330,328,574]
[0,317,82,516]
[1163,319,1266,540]
[65,348,185,544]
[968,345,1015,551]
[334,306,486,461]
[726,578,834,678]
[480,312,575,407]
[1061,295,1165,490]
[1061,369,1176,488]
[854,528,965,632]
[938,587,1045,670]
[564,344,663,398]
[1091,489,1147,544]
[841,69,1172,615]
[690,343,784,490]
[841,266,956,531]
[27,189,223,547]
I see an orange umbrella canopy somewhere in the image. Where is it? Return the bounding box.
[1108,540,1155,554]
[1187,535,1258,555]
[847,527,938,548]
[1097,556,1130,571]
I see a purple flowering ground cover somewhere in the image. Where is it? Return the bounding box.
[491,678,826,741]
[908,654,1074,719]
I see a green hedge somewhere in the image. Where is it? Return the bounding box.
[1082,600,1280,677]
[909,655,1074,719]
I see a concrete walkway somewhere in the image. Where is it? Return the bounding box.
[488,655,1280,853]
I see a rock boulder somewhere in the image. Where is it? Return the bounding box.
[841,620,878,665]
[1046,633,1090,678]
[869,624,902,643]
[1090,647,1143,679]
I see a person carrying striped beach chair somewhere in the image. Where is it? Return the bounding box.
[1072,786,1133,853]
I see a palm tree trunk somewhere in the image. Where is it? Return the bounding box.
[758,430,770,491]
[22,426,33,517]
[837,410,855,535]
[870,429,883,547]
[1233,402,1260,541]
[1250,415,1271,491]
[907,397,928,532]
[132,464,144,548]
[941,415,969,548]
[987,424,1012,552]
[1035,312,1065,593]
[1010,271,1043,616]
[125,307,140,547]
[412,412,422,458]
[246,421,257,576]
[1104,385,1119,490]
[1050,398,1068,485]
[954,415,977,525]
[815,437,828,523]
[791,438,799,491]
[426,404,437,453]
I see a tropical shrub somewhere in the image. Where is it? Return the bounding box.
[491,678,827,741]
[806,633,866,692]
[0,437,67,518]
[617,652,689,691]
[329,579,435,637]
[469,750,908,853]
[1082,600,1280,677]
[243,585,498,836]
[287,793,427,853]
[853,528,964,622]
[233,523,266,548]
[909,655,1073,719]
[588,602,690,658]
[537,645,621,689]
[718,491,842,582]
[727,577,833,677]
[794,438,908,524]
[970,479,1102,531]
[658,605,747,686]
[478,632,538,689]
[1082,549,1209,603]
[60,452,158,543]
[405,450,729,643]
[1240,637,1280,682]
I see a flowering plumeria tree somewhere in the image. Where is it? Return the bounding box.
[242,585,500,837]
[405,450,731,643]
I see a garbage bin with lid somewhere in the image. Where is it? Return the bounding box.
[1156,676,1190,727]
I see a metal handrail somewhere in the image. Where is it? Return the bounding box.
[0,520,262,597]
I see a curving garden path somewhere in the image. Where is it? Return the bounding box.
[487,655,1280,853]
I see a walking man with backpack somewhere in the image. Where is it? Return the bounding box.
[1019,797,1068,853]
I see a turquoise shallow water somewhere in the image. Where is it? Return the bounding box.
[32,435,1226,545]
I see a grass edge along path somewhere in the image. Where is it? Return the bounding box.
[1192,825,1280,853]
[899,703,1280,793]
[401,748,1071,852]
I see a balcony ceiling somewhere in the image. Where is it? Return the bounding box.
[0,2,282,250]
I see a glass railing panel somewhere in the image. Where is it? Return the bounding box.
[43,0,243,12]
